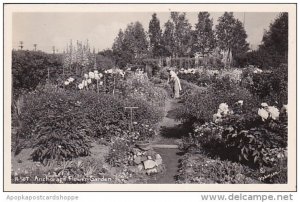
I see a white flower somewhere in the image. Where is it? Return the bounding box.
[119,71,125,77]
[213,113,222,122]
[256,68,263,73]
[258,108,269,121]
[261,103,268,108]
[267,106,280,120]
[237,100,243,105]
[94,74,100,80]
[83,80,88,87]
[99,81,103,85]
[99,73,103,78]
[89,72,95,79]
[218,103,229,115]
[64,81,70,85]
[78,84,84,89]
[107,69,113,74]
[68,77,75,82]
[94,70,98,74]
[84,74,89,79]
[104,70,108,74]
[87,79,92,84]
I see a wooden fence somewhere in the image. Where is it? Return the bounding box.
[142,56,221,69]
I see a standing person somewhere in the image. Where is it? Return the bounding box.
[167,69,182,99]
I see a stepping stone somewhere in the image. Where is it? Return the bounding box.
[152,144,179,149]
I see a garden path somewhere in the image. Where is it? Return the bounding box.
[149,99,189,184]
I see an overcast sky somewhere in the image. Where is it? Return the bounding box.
[12,12,280,53]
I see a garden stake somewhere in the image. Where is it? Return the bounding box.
[96,79,99,93]
[113,75,116,96]
[125,107,139,132]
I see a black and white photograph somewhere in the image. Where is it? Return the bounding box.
[3,3,296,192]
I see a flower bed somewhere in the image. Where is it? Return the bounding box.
[16,86,164,164]
[176,84,258,124]
[180,101,287,183]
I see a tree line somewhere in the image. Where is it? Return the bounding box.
[111,11,288,68]
[112,12,248,68]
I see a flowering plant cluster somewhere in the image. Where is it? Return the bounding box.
[77,70,104,90]
[177,83,258,124]
[177,70,216,87]
[104,68,125,77]
[64,77,75,86]
[178,68,198,74]
[257,103,281,121]
[182,100,287,175]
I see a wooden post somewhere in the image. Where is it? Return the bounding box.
[47,66,50,83]
[112,74,116,96]
[96,80,99,93]
[125,107,139,131]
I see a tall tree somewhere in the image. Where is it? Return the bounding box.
[161,20,175,57]
[148,13,162,58]
[123,21,148,59]
[112,29,124,55]
[232,19,249,59]
[216,12,249,66]
[112,29,128,67]
[161,12,192,57]
[171,12,192,57]
[260,12,288,60]
[112,22,148,67]
[193,12,215,55]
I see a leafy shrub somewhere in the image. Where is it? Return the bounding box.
[12,50,63,96]
[150,77,164,84]
[179,79,205,101]
[18,85,163,163]
[124,73,168,107]
[20,90,96,164]
[105,138,132,167]
[158,66,170,80]
[177,71,217,87]
[177,83,259,123]
[242,64,288,106]
[96,54,115,70]
[181,101,287,170]
[176,153,257,184]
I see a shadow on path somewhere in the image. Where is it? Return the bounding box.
[149,99,191,183]
[160,124,192,139]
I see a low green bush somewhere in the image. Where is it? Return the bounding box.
[105,138,132,167]
[176,153,257,184]
[124,73,168,107]
[241,64,288,106]
[177,83,259,123]
[19,88,163,164]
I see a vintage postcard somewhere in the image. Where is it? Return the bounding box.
[3,3,297,191]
